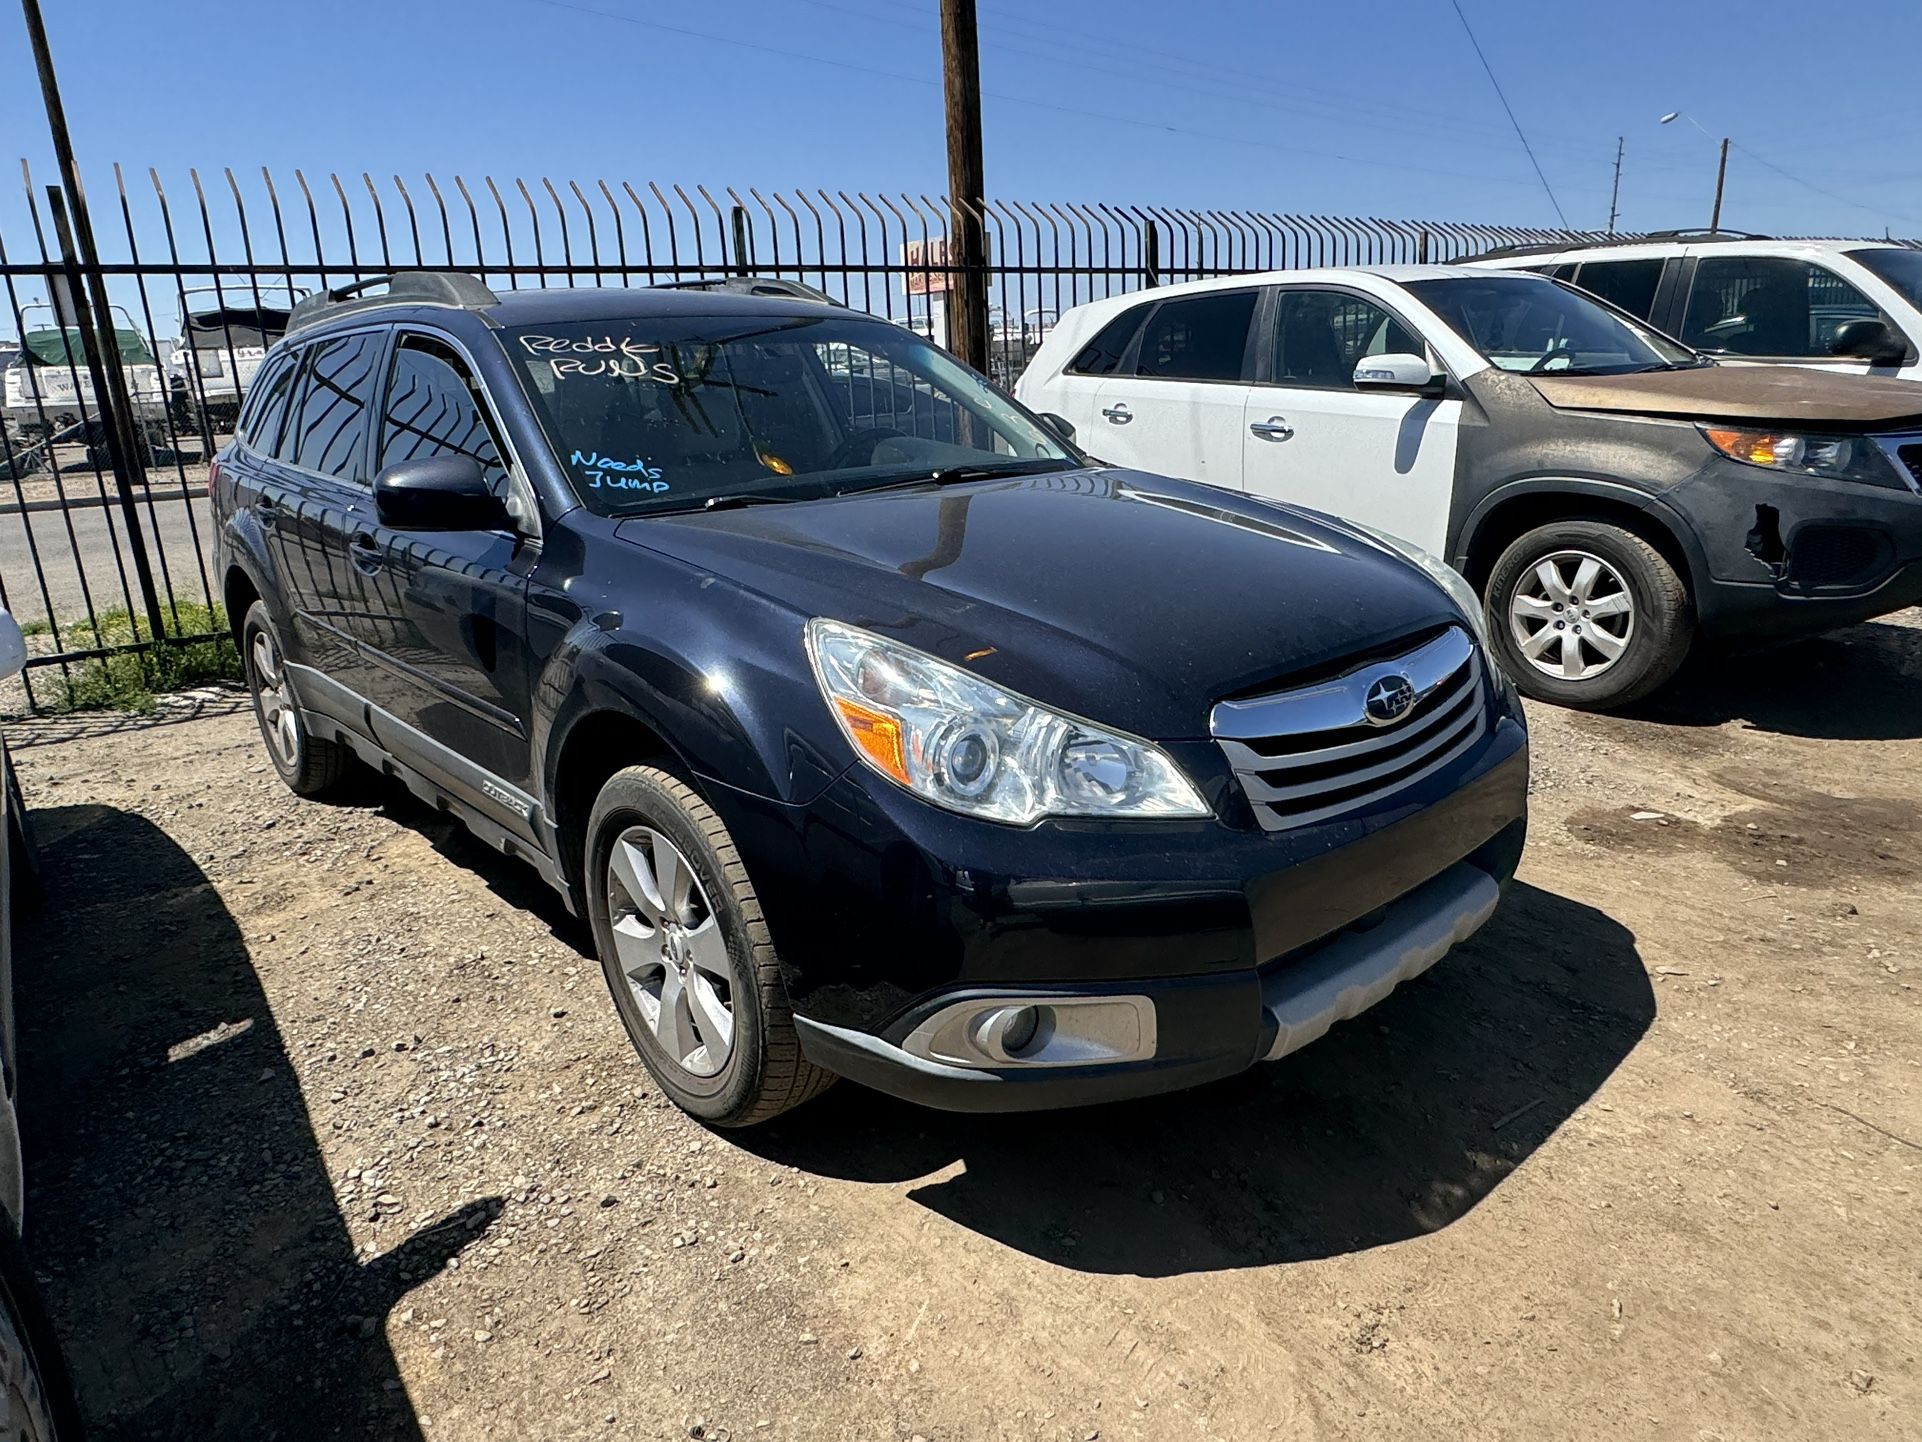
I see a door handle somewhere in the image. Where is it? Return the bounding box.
[255,496,279,528]
[1249,417,1295,442]
[349,531,383,573]
[1101,403,1133,425]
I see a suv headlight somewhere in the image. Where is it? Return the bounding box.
[1704,426,1902,488]
[806,618,1209,824]
[1342,521,1490,648]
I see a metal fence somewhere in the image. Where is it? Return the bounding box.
[0,159,1885,712]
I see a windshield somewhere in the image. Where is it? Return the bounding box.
[1850,247,1922,312]
[1406,274,1698,376]
[502,313,1076,514]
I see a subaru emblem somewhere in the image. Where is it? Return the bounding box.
[1363,674,1416,726]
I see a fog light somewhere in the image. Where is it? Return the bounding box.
[901,993,1157,1069]
[974,1004,1045,1060]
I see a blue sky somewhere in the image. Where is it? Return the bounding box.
[4,0,1919,235]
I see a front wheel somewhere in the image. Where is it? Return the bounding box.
[1484,520,1694,710]
[585,765,833,1127]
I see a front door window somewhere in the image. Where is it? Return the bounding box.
[1681,256,1884,358]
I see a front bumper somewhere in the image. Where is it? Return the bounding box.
[1667,455,1922,639]
[705,697,1529,1112]
[793,858,1506,1112]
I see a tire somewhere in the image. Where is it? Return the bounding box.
[0,1221,85,1441]
[241,601,350,798]
[6,749,40,921]
[1484,519,1694,710]
[585,765,833,1127]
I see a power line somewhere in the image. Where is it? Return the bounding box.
[1446,0,1568,225]
[1726,140,1922,228]
[525,0,1608,193]
[955,0,1673,170]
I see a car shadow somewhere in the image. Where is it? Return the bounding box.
[14,803,502,1441]
[740,880,1652,1275]
[372,784,590,948]
[1622,613,1922,740]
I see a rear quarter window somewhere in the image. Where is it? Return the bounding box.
[1066,305,1150,376]
[238,350,298,454]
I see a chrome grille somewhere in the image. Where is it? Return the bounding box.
[1211,628,1488,832]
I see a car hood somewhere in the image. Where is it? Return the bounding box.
[614,469,1464,740]
[1529,364,1922,430]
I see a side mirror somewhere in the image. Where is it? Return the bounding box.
[1353,352,1445,396]
[1830,317,1909,367]
[1036,411,1077,444]
[0,609,25,683]
[373,455,510,531]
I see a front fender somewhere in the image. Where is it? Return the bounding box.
[1451,473,1711,590]
[533,585,851,818]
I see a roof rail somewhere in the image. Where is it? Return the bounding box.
[654,275,843,306]
[286,270,500,334]
[1455,240,1576,263]
[1640,227,1772,241]
[1458,228,1775,264]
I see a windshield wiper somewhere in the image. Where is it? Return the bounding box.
[699,492,804,512]
[838,458,1063,497]
[1603,359,1715,376]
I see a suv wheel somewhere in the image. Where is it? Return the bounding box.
[1485,520,1693,710]
[585,765,833,1127]
[241,601,350,796]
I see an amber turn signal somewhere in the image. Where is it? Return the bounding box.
[831,695,909,784]
[1704,427,1784,466]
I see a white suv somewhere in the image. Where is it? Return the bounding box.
[1471,234,1922,380]
[1015,265,1922,709]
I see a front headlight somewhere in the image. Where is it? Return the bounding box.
[1703,426,1901,487]
[1343,521,1490,649]
[805,618,1209,824]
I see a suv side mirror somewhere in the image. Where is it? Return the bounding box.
[0,609,25,683]
[373,455,510,531]
[1353,352,1445,396]
[1830,317,1909,367]
[1035,411,1076,444]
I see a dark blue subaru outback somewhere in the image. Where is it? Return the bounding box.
[212,272,1529,1126]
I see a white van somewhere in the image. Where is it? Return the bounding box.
[1471,234,1922,381]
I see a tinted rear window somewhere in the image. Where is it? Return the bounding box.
[285,332,382,480]
[1134,290,1257,382]
[1572,259,1663,321]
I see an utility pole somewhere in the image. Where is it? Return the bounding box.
[1710,137,1729,233]
[1607,136,1624,234]
[19,0,167,643]
[940,0,989,374]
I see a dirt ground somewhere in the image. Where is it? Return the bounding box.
[8,614,1921,1441]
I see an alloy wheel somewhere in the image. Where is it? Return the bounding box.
[1507,549,1636,682]
[604,826,735,1078]
[250,629,301,769]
